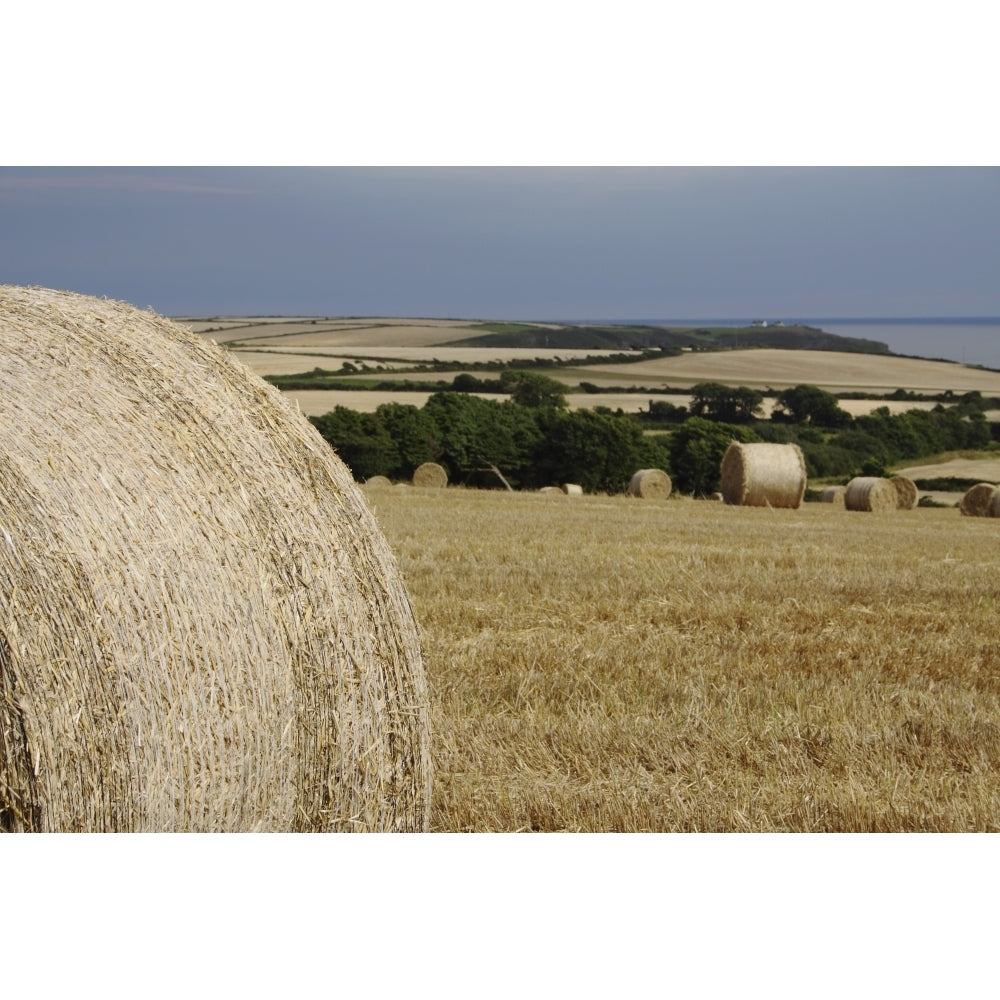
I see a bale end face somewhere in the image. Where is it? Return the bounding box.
[844,476,898,513]
[629,468,672,500]
[960,482,999,517]
[719,442,806,508]
[889,476,918,510]
[820,486,847,507]
[412,462,448,488]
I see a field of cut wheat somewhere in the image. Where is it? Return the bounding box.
[363,486,1000,832]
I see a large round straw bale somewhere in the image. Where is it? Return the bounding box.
[562,483,584,495]
[820,486,846,507]
[844,476,898,512]
[989,491,1000,519]
[629,468,672,500]
[0,286,431,832]
[960,482,999,517]
[539,486,564,495]
[413,462,448,488]
[889,476,918,510]
[719,442,806,508]
[364,475,393,490]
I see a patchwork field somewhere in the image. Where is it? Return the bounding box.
[365,486,1000,832]
[186,317,1000,395]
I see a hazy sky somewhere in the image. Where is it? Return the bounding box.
[2,166,996,323]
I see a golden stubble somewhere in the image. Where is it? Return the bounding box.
[366,487,1000,832]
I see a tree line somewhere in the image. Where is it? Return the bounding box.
[308,373,997,496]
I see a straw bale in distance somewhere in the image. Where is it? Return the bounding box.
[0,285,432,832]
[989,490,1000,519]
[629,468,672,500]
[562,484,584,495]
[413,462,448,488]
[960,482,999,517]
[719,442,806,508]
[889,476,918,510]
[364,475,393,490]
[820,486,846,507]
[539,486,564,495]
[844,476,898,513]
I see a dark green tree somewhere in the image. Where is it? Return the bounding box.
[310,406,397,481]
[500,370,569,409]
[373,402,440,478]
[668,417,760,495]
[422,392,541,484]
[530,409,666,493]
[688,382,764,423]
[772,384,851,427]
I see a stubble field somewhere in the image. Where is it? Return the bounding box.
[364,486,1000,832]
[185,318,1000,419]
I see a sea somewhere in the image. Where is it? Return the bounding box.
[571,318,1000,372]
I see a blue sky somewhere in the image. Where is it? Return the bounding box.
[3,5,997,364]
[2,166,997,324]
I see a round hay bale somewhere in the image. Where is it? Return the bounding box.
[413,462,448,488]
[709,492,724,502]
[0,286,431,832]
[960,482,999,517]
[628,468,672,500]
[539,486,564,495]
[820,486,846,507]
[719,442,806,508]
[562,483,584,495]
[989,491,1000,519]
[364,475,393,490]
[844,476,898,512]
[889,476,918,510]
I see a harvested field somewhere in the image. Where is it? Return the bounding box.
[365,487,1000,832]
[895,457,1000,482]
[572,349,1000,395]
[189,317,564,349]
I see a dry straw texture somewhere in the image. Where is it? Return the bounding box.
[629,468,672,500]
[820,486,847,507]
[364,475,393,490]
[719,442,806,508]
[960,483,999,517]
[562,484,584,495]
[845,477,898,513]
[413,462,448,488]
[890,476,918,510]
[0,286,432,832]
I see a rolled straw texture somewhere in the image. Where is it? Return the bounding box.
[629,468,672,500]
[989,491,1000,519]
[413,462,448,488]
[820,486,846,507]
[364,475,393,490]
[960,483,999,517]
[0,286,431,832]
[718,442,806,508]
[844,476,898,512]
[562,484,584,495]
[890,476,918,510]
